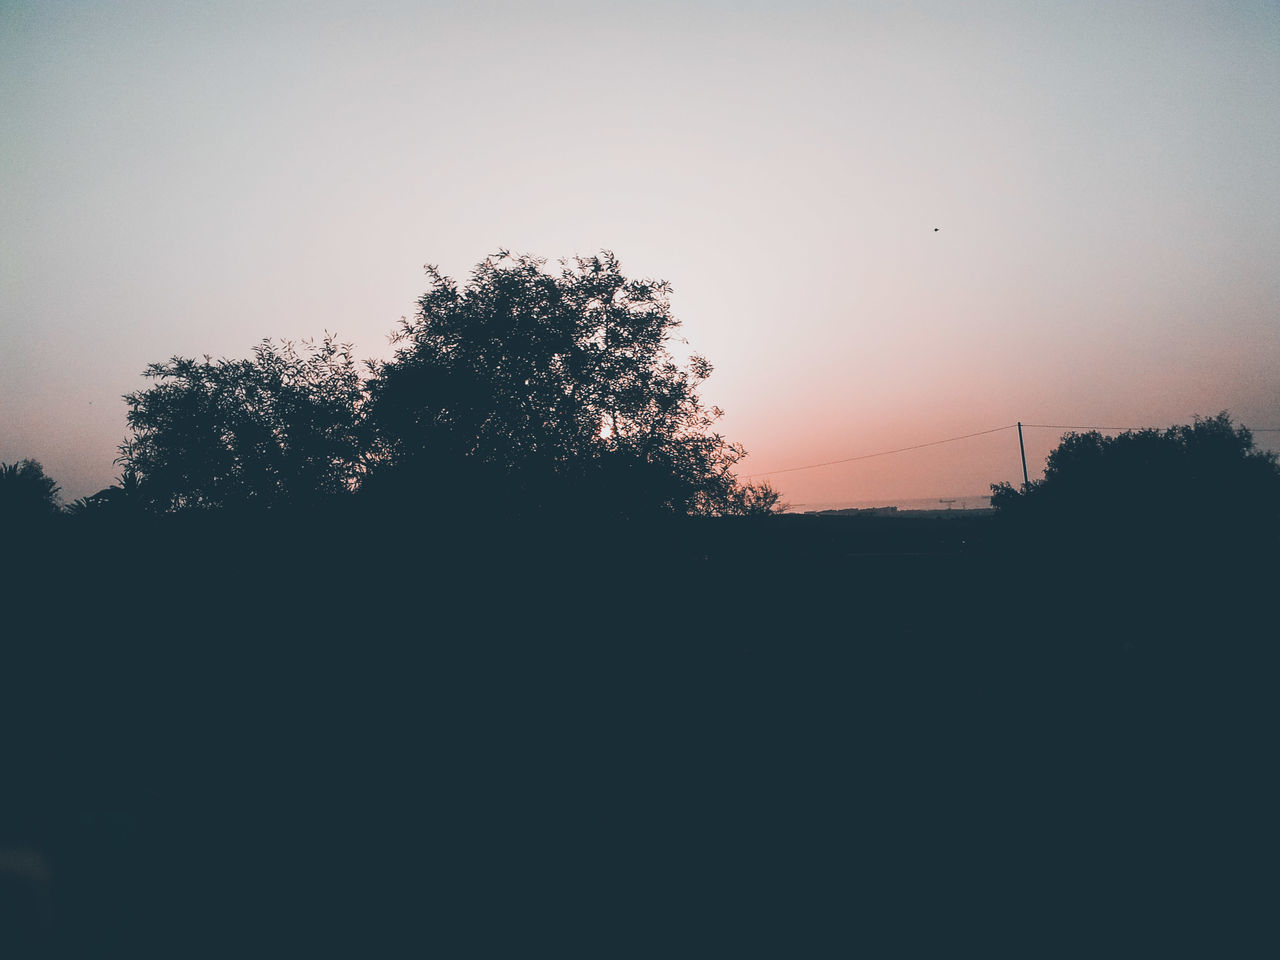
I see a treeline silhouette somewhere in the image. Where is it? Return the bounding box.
[4,253,1279,955]
[989,412,1280,568]
[97,251,779,524]
[6,247,1277,578]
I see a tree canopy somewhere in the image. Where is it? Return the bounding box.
[113,252,780,519]
[991,412,1280,556]
[119,335,367,512]
[0,458,62,526]
[364,250,772,517]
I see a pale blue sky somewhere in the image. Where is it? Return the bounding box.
[3,0,1278,505]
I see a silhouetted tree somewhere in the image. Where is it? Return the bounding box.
[66,469,146,521]
[364,251,778,518]
[112,252,780,520]
[727,480,790,517]
[0,459,62,525]
[119,335,367,512]
[991,412,1280,558]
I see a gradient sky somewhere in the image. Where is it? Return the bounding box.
[3,0,1278,507]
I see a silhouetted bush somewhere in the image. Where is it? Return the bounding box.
[0,459,62,528]
[991,412,1280,562]
[118,335,367,512]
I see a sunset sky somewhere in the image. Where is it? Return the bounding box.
[3,0,1278,508]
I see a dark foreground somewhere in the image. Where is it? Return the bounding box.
[3,512,1276,956]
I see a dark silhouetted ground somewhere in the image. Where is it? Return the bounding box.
[3,511,1275,956]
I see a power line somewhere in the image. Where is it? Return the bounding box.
[743,425,1016,478]
[1023,423,1280,433]
[1020,423,1141,431]
[743,421,1280,479]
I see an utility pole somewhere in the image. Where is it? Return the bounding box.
[1017,421,1029,490]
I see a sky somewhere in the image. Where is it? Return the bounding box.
[3,0,1278,508]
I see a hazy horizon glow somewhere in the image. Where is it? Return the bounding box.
[4,0,1278,505]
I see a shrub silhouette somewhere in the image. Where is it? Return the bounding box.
[991,412,1280,560]
[0,459,62,526]
[118,335,367,512]
[65,469,149,524]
